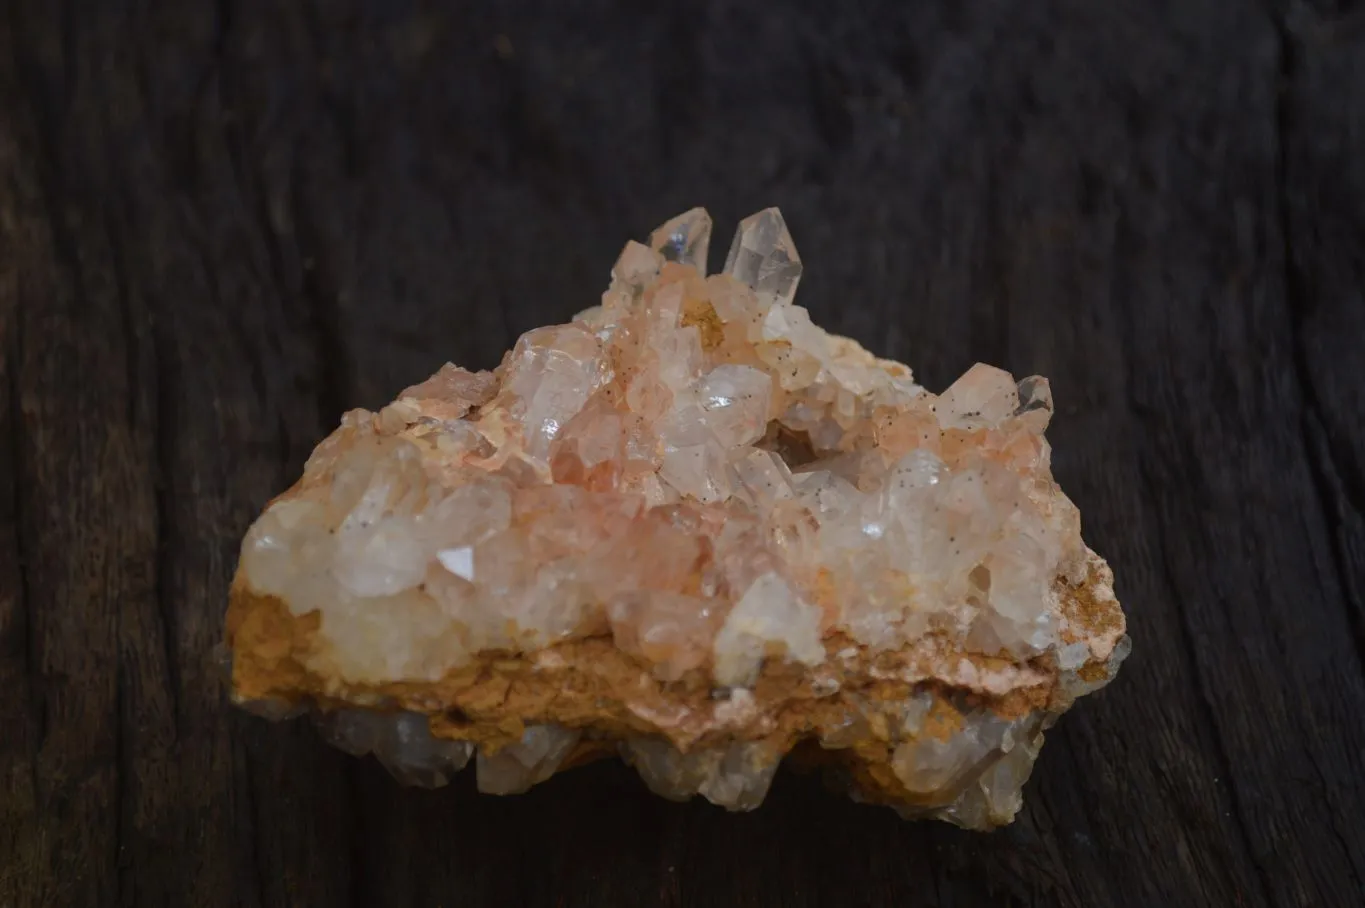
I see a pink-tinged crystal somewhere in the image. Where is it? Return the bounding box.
[227,207,1128,829]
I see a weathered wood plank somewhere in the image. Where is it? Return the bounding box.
[102,0,361,903]
[3,0,1364,906]
[1277,0,1365,893]
[0,12,43,904]
[1,1,358,905]
[2,6,153,905]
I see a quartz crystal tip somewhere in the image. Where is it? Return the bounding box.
[649,207,713,274]
[1016,375,1054,432]
[723,207,803,305]
[611,240,664,292]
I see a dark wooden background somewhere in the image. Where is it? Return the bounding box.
[3,1,1364,906]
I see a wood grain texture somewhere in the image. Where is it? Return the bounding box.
[2,1,1362,906]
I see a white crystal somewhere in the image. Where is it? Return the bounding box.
[723,208,803,306]
[659,440,732,503]
[937,728,1042,828]
[698,742,780,809]
[622,738,778,810]
[436,546,475,581]
[504,325,612,461]
[430,481,512,543]
[476,724,582,795]
[612,240,664,291]
[319,710,473,788]
[694,364,772,448]
[730,449,795,511]
[891,710,1026,799]
[713,571,824,687]
[649,207,713,273]
[1056,641,1092,671]
[1016,375,1054,432]
[760,303,823,353]
[608,590,719,680]
[936,363,1019,429]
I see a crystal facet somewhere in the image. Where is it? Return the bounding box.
[318,709,474,788]
[723,207,803,305]
[649,207,713,274]
[476,724,582,795]
[226,208,1129,829]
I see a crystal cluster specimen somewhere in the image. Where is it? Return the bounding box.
[225,208,1129,829]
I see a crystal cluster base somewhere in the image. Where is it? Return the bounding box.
[225,208,1129,829]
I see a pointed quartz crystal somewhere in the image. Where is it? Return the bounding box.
[611,240,664,301]
[649,207,713,274]
[936,363,1019,430]
[1015,375,1054,432]
[476,724,581,795]
[623,738,778,810]
[318,710,473,789]
[723,207,803,306]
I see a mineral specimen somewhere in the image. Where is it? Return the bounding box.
[225,208,1129,829]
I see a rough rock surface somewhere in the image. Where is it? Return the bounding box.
[225,209,1128,828]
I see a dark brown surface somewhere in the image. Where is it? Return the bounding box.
[3,1,1363,906]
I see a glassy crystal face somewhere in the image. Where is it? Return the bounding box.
[319,709,473,788]
[476,725,581,795]
[649,207,713,274]
[228,208,1128,829]
[723,207,803,306]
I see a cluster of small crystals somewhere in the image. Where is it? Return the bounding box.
[319,708,783,810]
[313,704,779,810]
[240,207,1086,691]
[310,692,1066,825]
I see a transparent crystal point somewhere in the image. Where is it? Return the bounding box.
[723,208,802,305]
[1016,375,1054,432]
[622,738,778,811]
[611,240,663,292]
[317,709,473,789]
[649,208,713,274]
[476,724,581,795]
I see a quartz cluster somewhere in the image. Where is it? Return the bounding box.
[226,208,1129,829]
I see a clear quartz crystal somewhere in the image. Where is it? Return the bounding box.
[713,572,824,687]
[649,207,713,273]
[1015,375,1054,432]
[612,240,664,292]
[232,207,1128,828]
[694,364,772,447]
[723,208,803,306]
[476,725,582,795]
[318,710,473,788]
[936,363,1019,429]
[622,738,778,810]
[937,727,1044,828]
